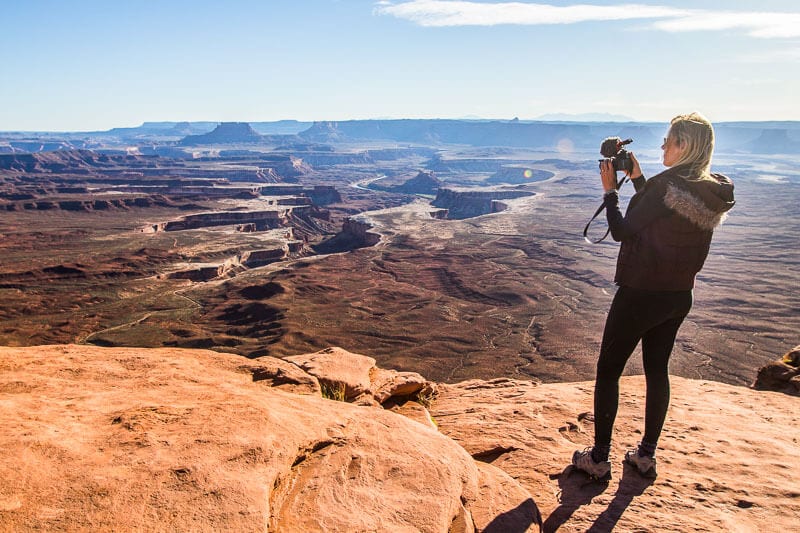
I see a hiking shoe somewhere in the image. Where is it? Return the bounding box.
[624,449,658,479]
[572,448,611,480]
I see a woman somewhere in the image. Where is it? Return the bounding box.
[572,112,735,480]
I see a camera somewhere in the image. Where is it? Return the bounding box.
[599,137,634,173]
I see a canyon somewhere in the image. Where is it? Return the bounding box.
[0,119,798,387]
[2,117,799,531]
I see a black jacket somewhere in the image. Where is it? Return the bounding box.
[604,165,735,291]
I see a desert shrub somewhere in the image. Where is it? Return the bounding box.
[320,381,346,402]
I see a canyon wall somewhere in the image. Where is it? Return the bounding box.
[341,217,381,247]
[431,188,535,219]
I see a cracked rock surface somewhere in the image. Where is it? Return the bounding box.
[0,345,539,532]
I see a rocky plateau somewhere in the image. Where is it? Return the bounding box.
[1,344,798,532]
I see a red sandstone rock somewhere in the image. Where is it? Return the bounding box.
[5,342,797,531]
[471,462,540,533]
[431,374,800,532]
[235,355,321,395]
[0,345,541,532]
[284,346,375,401]
[283,347,432,406]
[371,367,430,403]
[753,344,800,396]
[389,401,437,429]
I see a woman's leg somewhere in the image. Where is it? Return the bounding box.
[593,288,644,456]
[640,291,691,450]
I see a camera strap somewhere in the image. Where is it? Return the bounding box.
[583,176,628,244]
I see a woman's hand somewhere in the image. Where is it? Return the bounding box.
[600,159,617,192]
[626,152,643,180]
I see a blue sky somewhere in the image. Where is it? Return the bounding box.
[1,0,799,131]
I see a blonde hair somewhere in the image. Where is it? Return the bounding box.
[667,112,715,180]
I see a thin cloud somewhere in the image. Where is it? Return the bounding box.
[653,12,800,39]
[375,1,800,38]
[374,1,688,26]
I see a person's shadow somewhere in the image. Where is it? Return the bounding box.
[542,463,655,532]
[586,465,655,532]
[481,498,542,533]
[541,465,610,532]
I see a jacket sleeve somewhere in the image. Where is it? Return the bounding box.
[631,175,646,193]
[603,179,671,241]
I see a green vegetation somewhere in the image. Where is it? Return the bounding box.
[414,387,437,409]
[320,380,347,402]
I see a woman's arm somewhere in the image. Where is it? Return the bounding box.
[603,187,670,241]
[599,156,669,241]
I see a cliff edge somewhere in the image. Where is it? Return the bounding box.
[1,345,798,532]
[0,345,538,532]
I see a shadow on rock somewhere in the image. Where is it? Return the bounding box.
[482,497,542,533]
[586,464,655,532]
[541,465,609,533]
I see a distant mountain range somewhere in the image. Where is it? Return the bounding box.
[2,119,799,155]
[295,119,800,154]
[101,120,312,138]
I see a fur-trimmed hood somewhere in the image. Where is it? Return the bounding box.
[608,167,735,290]
[663,173,735,231]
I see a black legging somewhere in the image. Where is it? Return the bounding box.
[594,286,693,449]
